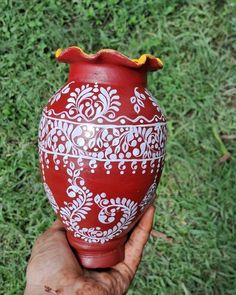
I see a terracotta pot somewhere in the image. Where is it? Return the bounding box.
[38,47,167,268]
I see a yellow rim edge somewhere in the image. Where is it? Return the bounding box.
[132,54,163,66]
[55,48,62,58]
[55,48,163,66]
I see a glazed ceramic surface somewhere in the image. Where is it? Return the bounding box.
[38,47,167,268]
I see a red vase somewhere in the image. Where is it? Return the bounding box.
[38,47,167,268]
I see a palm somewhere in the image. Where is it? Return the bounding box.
[25,206,155,295]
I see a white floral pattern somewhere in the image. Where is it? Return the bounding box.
[130,87,146,114]
[38,114,166,174]
[63,83,121,121]
[45,81,166,124]
[49,82,74,105]
[130,87,166,122]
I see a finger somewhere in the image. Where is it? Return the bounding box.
[125,205,155,264]
[103,206,155,294]
[27,219,84,286]
[114,205,155,274]
[31,218,65,252]
[87,207,155,295]
[50,218,66,232]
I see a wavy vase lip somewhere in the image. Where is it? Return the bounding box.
[55,47,163,72]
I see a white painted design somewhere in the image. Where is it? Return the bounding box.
[46,107,163,124]
[38,114,166,173]
[49,82,74,105]
[43,183,59,213]
[60,193,138,244]
[94,193,136,224]
[61,197,137,244]
[45,81,165,124]
[63,83,121,121]
[60,194,93,224]
[60,161,93,221]
[58,161,138,244]
[130,87,146,113]
[145,88,166,121]
[129,87,165,122]
[139,182,156,211]
[39,82,165,244]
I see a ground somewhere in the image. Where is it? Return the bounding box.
[0,1,235,294]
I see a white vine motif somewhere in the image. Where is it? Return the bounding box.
[66,162,91,199]
[65,83,121,121]
[43,155,160,244]
[60,193,138,244]
[60,193,93,224]
[58,162,138,244]
[43,183,59,213]
[94,193,137,224]
[60,161,93,222]
[130,87,146,114]
[49,81,74,105]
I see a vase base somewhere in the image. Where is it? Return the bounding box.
[75,246,125,269]
[66,231,126,268]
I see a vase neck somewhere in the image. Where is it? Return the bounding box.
[68,63,147,86]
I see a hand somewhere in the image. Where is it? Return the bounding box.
[24,206,155,295]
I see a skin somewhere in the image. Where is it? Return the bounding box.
[24,205,155,295]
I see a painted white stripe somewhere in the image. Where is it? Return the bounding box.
[39,145,165,162]
[42,112,166,128]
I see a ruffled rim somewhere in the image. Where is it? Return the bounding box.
[55,47,163,71]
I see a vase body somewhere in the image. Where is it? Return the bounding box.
[38,47,167,268]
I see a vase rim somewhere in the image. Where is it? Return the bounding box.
[55,47,163,72]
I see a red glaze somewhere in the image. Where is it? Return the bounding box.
[38,47,167,268]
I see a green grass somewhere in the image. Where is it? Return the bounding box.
[1,1,235,294]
